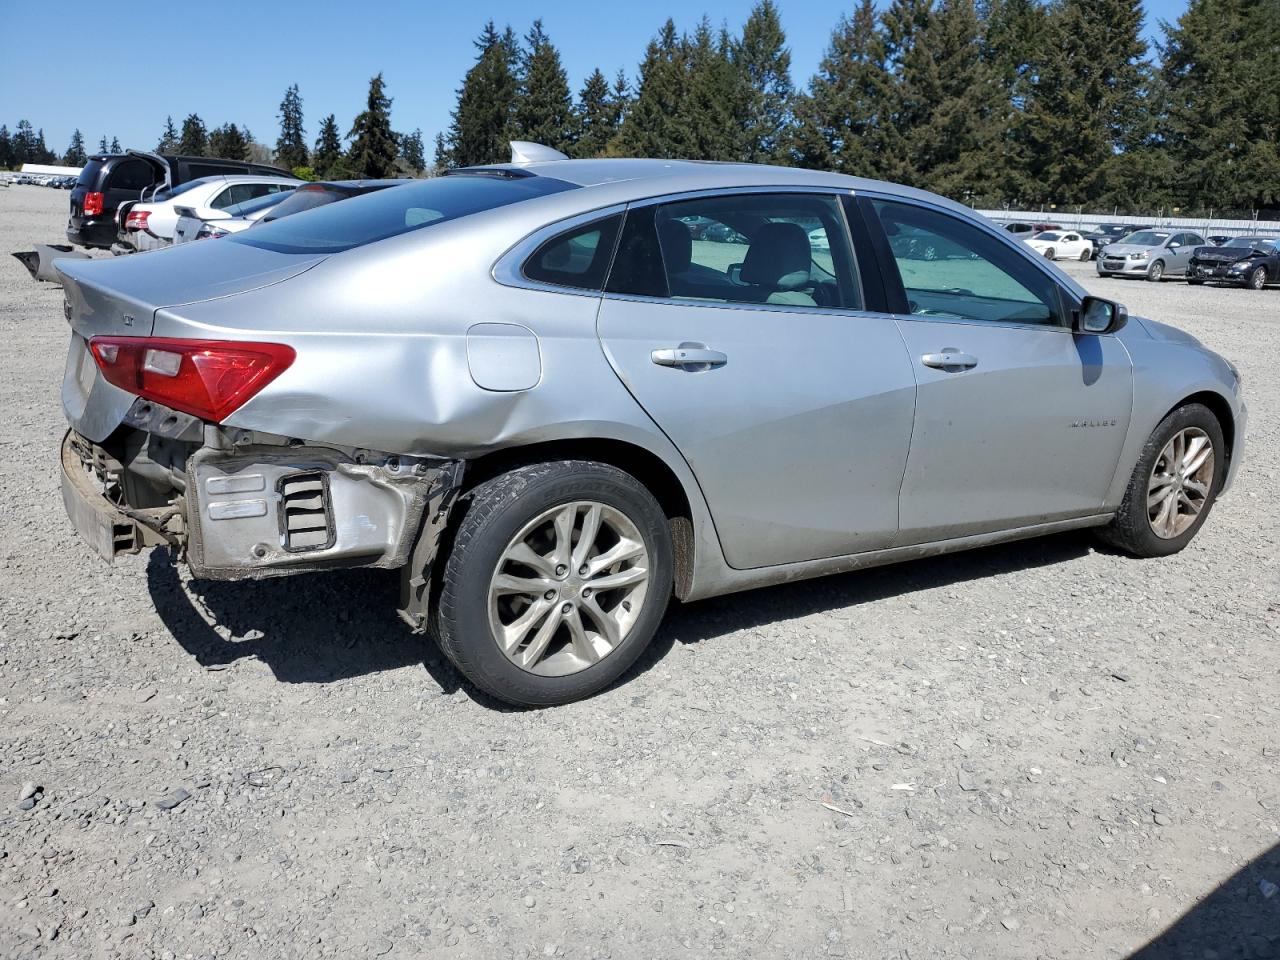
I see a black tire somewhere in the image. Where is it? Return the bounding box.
[431,461,673,707]
[1043,247,1055,260]
[1146,259,1165,282]
[1078,248,1091,262]
[1095,403,1226,558]
[1187,278,1204,286]
[1247,266,1267,290]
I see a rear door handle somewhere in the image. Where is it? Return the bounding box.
[651,343,728,370]
[921,350,978,371]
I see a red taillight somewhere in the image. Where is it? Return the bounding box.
[88,337,295,423]
[83,191,104,216]
[124,209,150,232]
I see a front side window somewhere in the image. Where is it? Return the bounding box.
[605,192,861,310]
[523,215,622,291]
[870,199,1062,326]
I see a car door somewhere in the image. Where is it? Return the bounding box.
[595,190,917,569]
[859,196,1133,544]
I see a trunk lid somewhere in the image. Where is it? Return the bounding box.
[58,241,325,441]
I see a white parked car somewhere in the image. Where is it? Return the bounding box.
[121,175,301,252]
[172,191,292,244]
[1025,230,1091,261]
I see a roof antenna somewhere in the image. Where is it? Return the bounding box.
[510,141,568,164]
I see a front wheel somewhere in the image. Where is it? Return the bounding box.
[1146,260,1165,282]
[1095,403,1225,558]
[1043,247,1056,260]
[1247,266,1267,290]
[431,461,674,707]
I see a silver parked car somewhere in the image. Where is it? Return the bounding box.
[1096,229,1207,281]
[56,150,1247,706]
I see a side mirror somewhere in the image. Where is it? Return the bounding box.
[1077,296,1128,335]
[1168,242,1181,249]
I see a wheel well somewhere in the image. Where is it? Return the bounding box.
[1171,391,1235,462]
[460,439,697,599]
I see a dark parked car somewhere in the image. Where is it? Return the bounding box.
[1003,221,1061,238]
[67,151,292,249]
[1083,223,1152,260]
[1187,236,1280,289]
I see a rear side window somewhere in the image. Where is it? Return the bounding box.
[523,215,622,290]
[77,160,105,188]
[234,173,577,254]
[605,193,861,310]
[107,160,154,193]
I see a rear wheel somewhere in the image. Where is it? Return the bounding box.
[1247,266,1267,290]
[1146,260,1165,282]
[1096,403,1225,558]
[431,461,673,707]
[1078,247,1091,261]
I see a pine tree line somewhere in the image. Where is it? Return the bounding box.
[5,0,1276,213]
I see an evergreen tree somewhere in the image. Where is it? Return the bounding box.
[1159,0,1280,211]
[276,84,309,170]
[512,20,575,152]
[157,115,179,153]
[789,0,899,178]
[893,0,1005,200]
[312,114,344,178]
[400,128,426,173]
[14,121,36,165]
[679,20,750,160]
[97,135,109,154]
[209,123,250,160]
[64,129,87,166]
[1020,0,1151,205]
[347,73,399,178]
[0,126,12,169]
[573,68,615,158]
[433,132,449,172]
[447,22,520,166]
[618,20,691,157]
[735,0,794,163]
[178,114,208,156]
[979,0,1050,203]
[109,136,121,154]
[32,129,54,163]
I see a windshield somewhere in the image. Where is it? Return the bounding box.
[234,173,578,254]
[1034,231,1062,241]
[225,190,292,218]
[1124,231,1168,246]
[1223,236,1273,249]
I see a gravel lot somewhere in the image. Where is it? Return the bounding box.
[1,184,1277,960]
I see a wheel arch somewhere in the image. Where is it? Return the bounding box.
[460,437,698,600]
[1166,390,1236,463]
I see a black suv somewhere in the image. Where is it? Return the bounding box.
[68,151,292,249]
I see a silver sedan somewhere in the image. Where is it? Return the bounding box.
[56,150,1247,706]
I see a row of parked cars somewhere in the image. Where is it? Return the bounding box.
[1000,220,1280,290]
[65,149,407,254]
[5,173,77,188]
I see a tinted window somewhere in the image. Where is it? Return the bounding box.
[77,160,104,188]
[107,159,155,193]
[225,190,292,218]
[1125,231,1169,246]
[523,215,622,290]
[606,193,861,310]
[871,200,1062,326]
[152,178,216,202]
[235,174,576,253]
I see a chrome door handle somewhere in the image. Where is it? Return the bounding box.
[651,344,728,369]
[921,350,978,371]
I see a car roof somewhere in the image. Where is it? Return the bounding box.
[464,158,976,215]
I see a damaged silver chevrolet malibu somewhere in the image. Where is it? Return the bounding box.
[58,146,1247,706]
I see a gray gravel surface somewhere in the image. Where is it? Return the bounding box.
[1,185,1277,959]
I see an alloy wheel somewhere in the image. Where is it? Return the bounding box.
[1149,261,1164,281]
[488,501,650,677]
[1249,267,1266,290]
[1146,427,1214,539]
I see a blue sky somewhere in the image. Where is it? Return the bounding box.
[1,0,1190,158]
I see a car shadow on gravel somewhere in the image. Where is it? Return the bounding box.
[146,531,1096,707]
[1129,841,1280,958]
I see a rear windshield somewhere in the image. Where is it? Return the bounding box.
[151,178,216,202]
[234,173,578,254]
[227,190,291,218]
[258,185,349,223]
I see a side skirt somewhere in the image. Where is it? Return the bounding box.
[686,514,1114,602]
